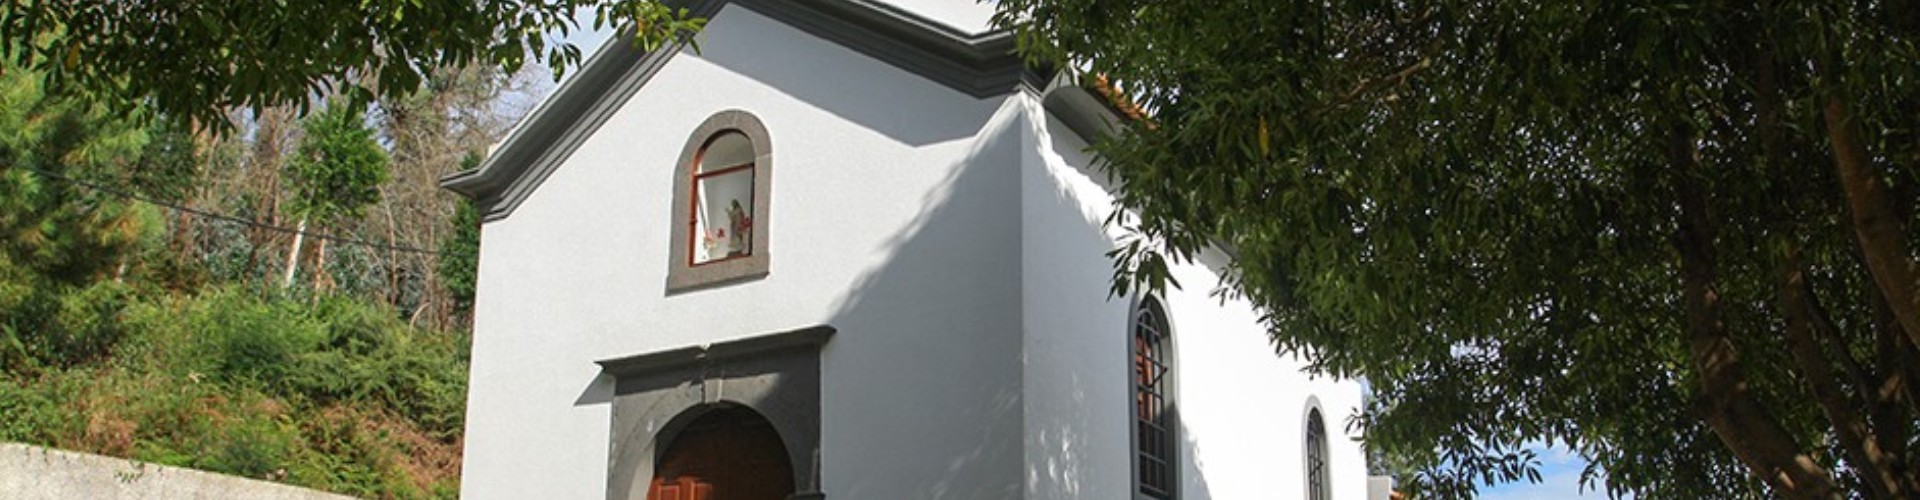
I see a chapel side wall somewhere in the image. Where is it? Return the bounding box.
[1021,109,1374,500]
[460,5,1024,499]
[1019,97,1134,500]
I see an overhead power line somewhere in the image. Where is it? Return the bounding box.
[5,164,452,257]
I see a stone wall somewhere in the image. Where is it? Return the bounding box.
[0,443,355,500]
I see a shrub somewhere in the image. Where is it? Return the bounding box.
[176,290,324,387]
[48,281,134,365]
[0,280,134,372]
[200,416,297,479]
[0,376,65,443]
[4,285,467,498]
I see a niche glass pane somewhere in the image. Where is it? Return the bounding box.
[692,132,755,265]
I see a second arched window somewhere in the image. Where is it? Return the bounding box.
[1306,407,1330,500]
[1134,298,1174,499]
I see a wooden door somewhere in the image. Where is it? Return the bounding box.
[647,406,795,500]
[648,477,712,500]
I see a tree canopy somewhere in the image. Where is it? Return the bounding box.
[285,104,390,227]
[995,0,1918,498]
[4,0,1914,496]
[0,60,177,289]
[0,6,534,496]
[0,0,704,128]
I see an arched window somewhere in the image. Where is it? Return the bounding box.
[1306,407,1331,500]
[668,110,772,291]
[1133,298,1174,499]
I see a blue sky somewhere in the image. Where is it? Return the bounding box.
[1479,444,1613,500]
[556,13,615,59]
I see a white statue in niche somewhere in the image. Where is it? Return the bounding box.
[727,199,750,257]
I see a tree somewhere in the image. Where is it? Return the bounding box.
[437,154,483,325]
[372,65,526,327]
[0,60,160,286]
[0,0,705,129]
[0,61,189,370]
[994,1,1918,498]
[283,103,390,289]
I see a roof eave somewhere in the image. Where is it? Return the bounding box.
[440,0,1050,222]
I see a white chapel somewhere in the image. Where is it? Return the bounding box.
[442,1,1383,498]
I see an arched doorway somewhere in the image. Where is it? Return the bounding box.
[647,405,797,500]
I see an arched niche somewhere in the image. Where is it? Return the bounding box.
[601,326,830,500]
[647,404,796,500]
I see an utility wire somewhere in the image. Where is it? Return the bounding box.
[6,163,453,257]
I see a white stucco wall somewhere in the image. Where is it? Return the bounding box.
[463,4,1023,498]
[1018,99,1133,500]
[1019,107,1373,500]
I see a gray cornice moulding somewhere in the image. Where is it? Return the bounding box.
[596,325,835,379]
[440,0,1051,221]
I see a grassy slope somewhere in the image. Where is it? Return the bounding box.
[0,283,468,498]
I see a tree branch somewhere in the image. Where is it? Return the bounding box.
[1823,93,1920,350]
[1672,123,1838,498]
[1780,252,1905,497]
[1339,55,1434,105]
[1869,285,1920,435]
[1803,275,1879,407]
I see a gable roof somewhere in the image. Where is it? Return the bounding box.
[440,0,1055,221]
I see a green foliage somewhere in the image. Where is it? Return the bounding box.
[0,373,66,443]
[0,57,179,374]
[285,295,470,439]
[125,117,203,204]
[997,0,1920,498]
[201,417,299,479]
[41,281,134,366]
[286,104,390,226]
[0,58,160,287]
[5,287,470,497]
[0,0,706,129]
[0,22,472,499]
[183,290,325,386]
[438,153,484,317]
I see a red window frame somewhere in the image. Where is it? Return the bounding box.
[686,148,757,268]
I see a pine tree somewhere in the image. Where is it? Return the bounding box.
[281,103,390,289]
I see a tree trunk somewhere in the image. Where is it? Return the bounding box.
[313,235,330,292]
[383,195,402,307]
[1671,125,1839,498]
[283,218,306,288]
[1823,95,1920,350]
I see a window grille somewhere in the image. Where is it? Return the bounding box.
[1306,408,1330,500]
[1134,298,1173,498]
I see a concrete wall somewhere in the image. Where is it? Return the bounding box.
[461,3,1023,498]
[1019,105,1374,500]
[0,443,353,500]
